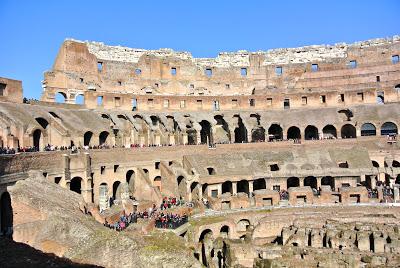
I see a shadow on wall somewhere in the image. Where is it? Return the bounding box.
[0,238,101,267]
[1,191,13,238]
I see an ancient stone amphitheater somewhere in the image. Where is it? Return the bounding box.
[0,36,400,267]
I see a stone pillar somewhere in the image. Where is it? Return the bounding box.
[196,132,201,144]
[197,183,203,200]
[182,133,188,145]
[249,180,254,196]
[99,184,109,212]
[370,175,377,189]
[187,184,192,201]
[317,177,322,189]
[377,186,384,201]
[217,183,222,197]
[393,186,399,202]
[300,177,304,187]
[232,182,237,195]
[230,130,235,143]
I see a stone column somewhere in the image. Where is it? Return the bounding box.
[370,175,377,189]
[317,177,322,189]
[232,182,237,195]
[196,132,201,144]
[187,184,192,201]
[182,133,188,145]
[99,184,109,211]
[393,186,399,202]
[249,180,254,196]
[217,183,222,197]
[300,177,304,187]
[197,183,203,200]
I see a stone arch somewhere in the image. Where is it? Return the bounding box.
[70,177,82,194]
[84,131,93,146]
[154,176,162,191]
[381,122,398,135]
[304,176,317,189]
[253,178,266,190]
[321,176,335,190]
[304,125,319,140]
[186,128,197,145]
[287,177,300,189]
[220,225,230,238]
[251,126,265,142]
[371,161,379,168]
[322,125,337,139]
[177,175,186,198]
[234,115,248,143]
[33,129,42,150]
[126,170,135,192]
[1,191,13,237]
[221,181,233,195]
[268,124,283,141]
[190,181,199,200]
[199,229,214,267]
[213,115,231,143]
[361,123,376,136]
[237,180,249,195]
[341,124,356,138]
[199,120,212,144]
[237,219,251,232]
[112,181,122,200]
[75,94,85,105]
[35,117,49,129]
[99,131,109,145]
[287,126,301,140]
[55,92,67,103]
[392,160,400,168]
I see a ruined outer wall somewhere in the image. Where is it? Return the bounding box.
[0,77,23,103]
[41,36,400,111]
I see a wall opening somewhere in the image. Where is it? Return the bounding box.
[322,125,337,139]
[268,124,283,141]
[70,177,82,194]
[84,131,93,146]
[381,122,398,135]
[360,123,376,136]
[221,181,233,194]
[287,177,300,189]
[287,126,301,140]
[304,176,317,189]
[200,120,212,145]
[304,125,319,140]
[253,178,266,190]
[341,124,356,138]
[237,180,249,195]
[234,116,247,143]
[55,92,66,103]
[99,131,109,145]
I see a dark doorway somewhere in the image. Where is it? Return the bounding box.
[200,120,212,144]
[268,124,283,140]
[1,192,13,237]
[287,126,301,140]
[304,125,319,140]
[84,131,93,146]
[287,177,300,189]
[70,177,82,194]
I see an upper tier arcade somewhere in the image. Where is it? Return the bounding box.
[41,36,400,111]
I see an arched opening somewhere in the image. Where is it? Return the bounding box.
[75,94,85,105]
[341,124,356,138]
[126,170,135,193]
[0,192,13,237]
[322,125,337,139]
[200,120,212,145]
[237,219,251,232]
[304,125,319,140]
[112,181,121,200]
[221,181,233,195]
[376,92,384,104]
[154,176,162,190]
[186,128,197,145]
[287,126,301,140]
[35,117,49,129]
[0,192,14,237]
[190,182,199,200]
[392,160,400,168]
[371,161,379,168]
[199,229,214,266]
[304,176,317,190]
[99,131,109,146]
[220,225,230,238]
[237,180,249,195]
[361,123,376,136]
[253,178,266,191]
[177,176,186,198]
[251,127,265,142]
[268,124,283,141]
[287,177,300,189]
[396,175,400,185]
[33,129,42,150]
[84,131,93,146]
[234,116,247,143]
[70,177,82,194]
[321,176,335,190]
[55,92,66,103]
[381,122,398,136]
[214,115,231,143]
[207,167,216,175]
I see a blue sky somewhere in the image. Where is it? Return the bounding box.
[0,0,399,99]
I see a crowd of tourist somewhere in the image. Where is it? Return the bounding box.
[160,196,186,210]
[104,212,138,231]
[368,188,378,198]
[0,146,38,155]
[0,147,16,155]
[154,212,188,229]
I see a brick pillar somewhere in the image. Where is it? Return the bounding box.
[249,180,254,196]
[232,182,237,195]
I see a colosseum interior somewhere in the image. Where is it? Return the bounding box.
[0,35,400,267]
